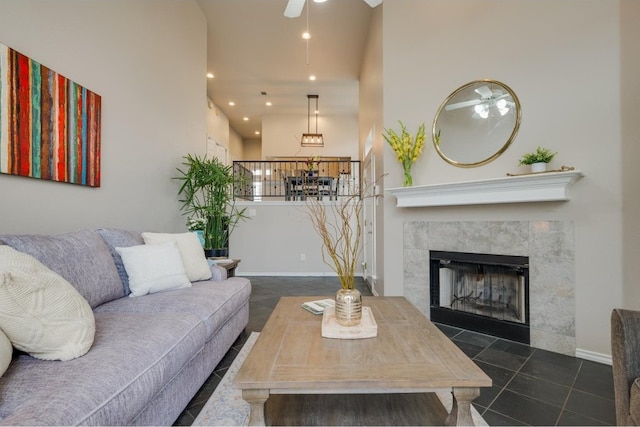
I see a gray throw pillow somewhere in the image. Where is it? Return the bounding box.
[0,229,123,308]
[96,228,145,296]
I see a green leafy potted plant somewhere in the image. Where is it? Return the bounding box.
[518,146,557,173]
[174,154,248,258]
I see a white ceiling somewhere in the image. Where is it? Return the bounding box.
[196,0,376,140]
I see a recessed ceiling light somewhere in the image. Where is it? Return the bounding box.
[266,101,272,106]
[309,75,316,81]
[243,117,249,121]
[206,72,214,79]
[255,131,261,135]
[313,0,328,3]
[228,101,235,106]
[302,31,311,40]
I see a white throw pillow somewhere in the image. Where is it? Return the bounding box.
[0,328,12,377]
[0,246,95,361]
[115,241,191,297]
[141,232,211,282]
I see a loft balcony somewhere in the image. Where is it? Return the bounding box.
[233,159,361,202]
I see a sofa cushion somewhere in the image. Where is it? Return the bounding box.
[0,328,11,378]
[95,277,251,337]
[0,230,123,308]
[142,232,212,282]
[96,228,144,295]
[0,246,95,361]
[0,311,206,425]
[116,242,191,297]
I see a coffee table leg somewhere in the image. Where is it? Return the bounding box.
[242,389,269,426]
[446,387,480,426]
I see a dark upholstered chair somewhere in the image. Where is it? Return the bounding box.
[611,308,640,425]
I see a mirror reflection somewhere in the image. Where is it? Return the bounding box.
[433,79,521,167]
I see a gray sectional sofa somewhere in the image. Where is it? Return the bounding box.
[0,228,251,425]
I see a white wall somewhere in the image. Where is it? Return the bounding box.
[261,114,359,159]
[243,139,262,160]
[380,0,630,356]
[206,99,229,143]
[206,99,230,159]
[229,128,244,161]
[359,6,385,294]
[621,0,640,306]
[231,203,343,275]
[205,99,245,162]
[0,0,207,234]
[230,112,360,276]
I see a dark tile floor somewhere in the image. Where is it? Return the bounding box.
[174,276,616,426]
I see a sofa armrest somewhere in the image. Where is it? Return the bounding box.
[208,264,228,281]
[630,378,640,425]
[611,308,640,425]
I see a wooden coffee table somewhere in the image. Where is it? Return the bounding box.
[234,296,491,426]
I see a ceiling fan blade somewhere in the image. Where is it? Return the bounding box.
[363,0,383,7]
[474,85,494,99]
[444,98,482,111]
[284,0,305,18]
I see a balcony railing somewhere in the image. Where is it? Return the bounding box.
[233,160,361,201]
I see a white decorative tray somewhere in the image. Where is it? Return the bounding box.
[321,306,377,339]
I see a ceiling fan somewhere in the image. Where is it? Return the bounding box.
[444,85,513,112]
[284,0,383,18]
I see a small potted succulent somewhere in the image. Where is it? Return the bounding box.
[518,147,557,173]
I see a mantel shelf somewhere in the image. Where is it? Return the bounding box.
[387,170,584,208]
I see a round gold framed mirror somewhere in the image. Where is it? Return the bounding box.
[432,79,521,168]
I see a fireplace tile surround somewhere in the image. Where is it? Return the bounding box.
[403,220,575,355]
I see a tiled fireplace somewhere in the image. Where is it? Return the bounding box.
[430,250,530,344]
[403,220,575,355]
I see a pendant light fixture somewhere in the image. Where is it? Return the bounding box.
[301,94,324,147]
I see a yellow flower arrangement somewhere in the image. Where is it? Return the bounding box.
[383,121,426,187]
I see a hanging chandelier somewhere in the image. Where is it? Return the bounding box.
[301,94,324,147]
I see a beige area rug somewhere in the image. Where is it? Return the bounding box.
[193,332,487,426]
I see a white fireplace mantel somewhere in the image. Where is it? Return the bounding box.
[387,170,583,207]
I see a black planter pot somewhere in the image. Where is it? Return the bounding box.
[204,248,228,258]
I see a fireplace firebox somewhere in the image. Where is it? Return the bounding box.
[430,251,530,344]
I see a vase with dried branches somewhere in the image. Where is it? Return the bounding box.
[304,178,380,326]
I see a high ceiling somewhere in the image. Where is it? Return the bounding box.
[196,0,376,140]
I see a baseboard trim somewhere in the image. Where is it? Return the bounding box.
[576,348,612,365]
[365,275,378,295]
[237,272,365,278]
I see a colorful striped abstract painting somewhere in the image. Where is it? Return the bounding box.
[0,42,101,187]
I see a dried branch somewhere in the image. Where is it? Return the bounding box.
[303,177,383,289]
